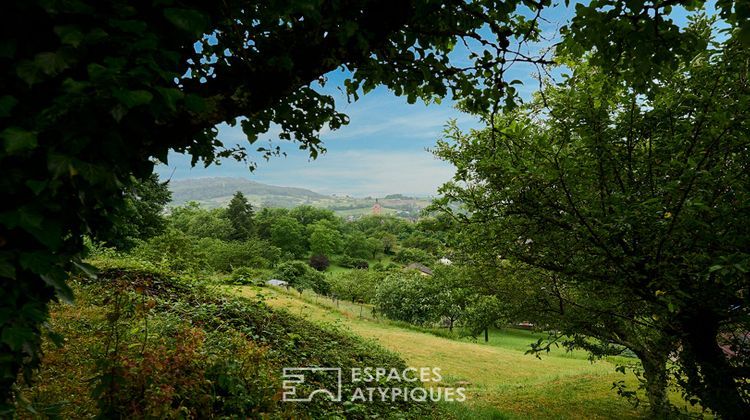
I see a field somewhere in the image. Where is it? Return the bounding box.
[230,285,655,419]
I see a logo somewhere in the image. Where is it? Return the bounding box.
[281,366,466,403]
[282,367,343,402]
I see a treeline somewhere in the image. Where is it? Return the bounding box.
[96,188,513,341]
[98,189,454,276]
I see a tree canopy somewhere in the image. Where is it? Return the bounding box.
[432,22,750,416]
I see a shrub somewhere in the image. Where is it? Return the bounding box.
[393,247,433,265]
[131,228,207,272]
[308,254,330,271]
[198,238,281,272]
[274,261,330,295]
[230,267,270,286]
[337,255,369,269]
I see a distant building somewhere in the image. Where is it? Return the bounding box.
[266,279,289,287]
[405,262,433,276]
[438,257,453,265]
[372,199,382,215]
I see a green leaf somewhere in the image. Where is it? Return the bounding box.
[184,94,207,113]
[72,260,99,279]
[34,51,70,75]
[1,326,35,351]
[0,95,18,118]
[0,259,15,280]
[164,8,210,36]
[16,60,43,85]
[113,89,153,108]
[1,127,38,154]
[54,25,84,47]
[156,87,184,111]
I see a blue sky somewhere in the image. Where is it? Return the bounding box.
[155,1,705,197]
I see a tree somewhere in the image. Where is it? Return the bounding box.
[132,228,207,273]
[274,261,328,295]
[373,271,439,325]
[197,237,279,272]
[393,247,432,265]
[308,254,329,272]
[329,270,384,303]
[307,221,342,257]
[169,202,233,241]
[94,173,171,250]
[462,296,505,343]
[224,191,255,241]
[3,0,744,407]
[430,266,473,333]
[432,27,750,416]
[344,231,375,260]
[380,233,398,255]
[402,232,441,255]
[290,206,336,227]
[269,216,306,258]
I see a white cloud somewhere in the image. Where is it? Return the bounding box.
[252,149,455,197]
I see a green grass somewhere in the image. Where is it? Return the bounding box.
[229,285,653,419]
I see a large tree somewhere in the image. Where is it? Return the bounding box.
[1,0,745,409]
[432,26,750,416]
[94,173,172,250]
[225,191,255,241]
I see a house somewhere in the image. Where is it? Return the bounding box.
[405,262,433,276]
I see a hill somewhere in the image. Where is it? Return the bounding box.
[167,177,433,218]
[168,177,328,208]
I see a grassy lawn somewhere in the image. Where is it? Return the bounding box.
[228,285,662,419]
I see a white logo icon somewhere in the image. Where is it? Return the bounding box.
[282,367,342,402]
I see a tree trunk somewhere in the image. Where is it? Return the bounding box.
[680,313,748,419]
[484,327,489,342]
[639,352,671,418]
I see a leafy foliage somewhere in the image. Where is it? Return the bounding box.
[94,174,171,250]
[308,254,330,272]
[274,261,329,295]
[433,26,750,416]
[373,271,440,325]
[224,191,255,241]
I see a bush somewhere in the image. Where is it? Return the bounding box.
[274,261,330,295]
[308,254,330,271]
[393,247,432,265]
[131,228,207,272]
[229,267,270,286]
[337,255,369,269]
[198,238,280,272]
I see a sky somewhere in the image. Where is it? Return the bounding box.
[154,1,706,197]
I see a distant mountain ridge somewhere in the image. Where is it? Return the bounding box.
[168,177,327,208]
[167,177,432,219]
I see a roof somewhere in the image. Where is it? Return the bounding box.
[266,279,289,287]
[405,263,433,276]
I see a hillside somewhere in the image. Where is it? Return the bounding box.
[168,177,432,218]
[168,177,327,208]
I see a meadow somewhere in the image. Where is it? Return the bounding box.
[232,285,657,419]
